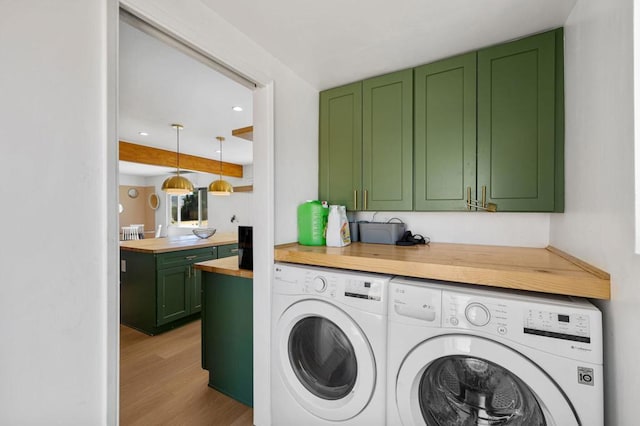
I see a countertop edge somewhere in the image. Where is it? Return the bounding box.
[195,256,254,279]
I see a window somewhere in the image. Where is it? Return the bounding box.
[168,187,208,227]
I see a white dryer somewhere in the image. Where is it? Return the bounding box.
[387,277,603,426]
[272,263,390,425]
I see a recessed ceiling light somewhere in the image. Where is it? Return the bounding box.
[232,106,243,112]
[138,131,149,136]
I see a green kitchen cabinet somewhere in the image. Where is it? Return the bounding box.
[201,272,253,406]
[319,81,362,211]
[120,246,217,335]
[477,29,564,212]
[414,52,477,211]
[319,69,413,211]
[156,265,190,326]
[362,69,413,210]
[217,243,238,259]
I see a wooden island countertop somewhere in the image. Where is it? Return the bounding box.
[274,242,611,300]
[120,232,237,254]
[195,256,254,279]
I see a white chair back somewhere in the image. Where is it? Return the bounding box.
[122,226,139,241]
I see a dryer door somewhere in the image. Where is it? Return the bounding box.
[275,299,376,421]
[396,335,578,426]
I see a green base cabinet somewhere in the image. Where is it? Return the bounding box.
[201,272,253,407]
[120,246,217,335]
[216,243,238,259]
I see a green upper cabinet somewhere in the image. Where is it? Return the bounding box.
[477,29,564,212]
[319,28,563,213]
[363,69,413,211]
[414,52,477,211]
[319,82,362,211]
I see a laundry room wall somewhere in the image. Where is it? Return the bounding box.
[551,0,640,424]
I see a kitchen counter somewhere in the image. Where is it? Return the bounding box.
[195,256,254,279]
[120,232,237,254]
[274,242,611,300]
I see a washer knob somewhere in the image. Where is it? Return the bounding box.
[312,276,327,293]
[465,303,491,327]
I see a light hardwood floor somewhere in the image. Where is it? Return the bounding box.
[120,321,253,426]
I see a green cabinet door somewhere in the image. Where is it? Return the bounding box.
[363,69,413,210]
[202,272,253,406]
[157,265,190,326]
[190,266,202,313]
[319,82,363,210]
[477,29,563,212]
[414,53,477,211]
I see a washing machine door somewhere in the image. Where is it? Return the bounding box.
[275,299,376,421]
[396,335,578,426]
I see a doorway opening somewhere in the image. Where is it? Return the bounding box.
[116,8,267,425]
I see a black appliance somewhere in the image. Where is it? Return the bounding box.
[238,226,253,270]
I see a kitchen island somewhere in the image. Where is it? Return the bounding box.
[195,257,253,407]
[120,233,238,335]
[274,242,610,300]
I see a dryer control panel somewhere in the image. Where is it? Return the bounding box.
[523,309,591,343]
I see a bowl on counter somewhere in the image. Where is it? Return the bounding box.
[192,228,217,239]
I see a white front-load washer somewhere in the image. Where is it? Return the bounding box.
[272,263,390,425]
[387,277,603,426]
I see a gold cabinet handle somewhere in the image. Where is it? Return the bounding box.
[466,185,497,212]
[353,190,358,211]
[364,189,368,210]
[481,185,487,209]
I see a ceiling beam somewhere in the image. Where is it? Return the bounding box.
[232,125,253,141]
[119,140,243,178]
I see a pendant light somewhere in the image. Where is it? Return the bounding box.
[208,136,233,196]
[161,124,194,195]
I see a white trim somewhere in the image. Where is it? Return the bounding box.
[252,81,275,425]
[106,0,120,424]
[635,0,640,253]
[119,8,257,90]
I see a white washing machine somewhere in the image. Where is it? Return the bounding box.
[387,277,603,426]
[272,263,390,425]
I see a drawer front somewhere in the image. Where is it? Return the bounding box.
[217,244,239,259]
[157,247,218,269]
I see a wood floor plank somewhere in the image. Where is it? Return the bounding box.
[120,321,253,426]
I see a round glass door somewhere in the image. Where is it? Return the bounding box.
[275,299,376,421]
[395,335,578,426]
[288,316,358,400]
[419,356,545,425]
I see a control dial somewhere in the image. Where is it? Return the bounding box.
[465,303,491,327]
[312,276,327,293]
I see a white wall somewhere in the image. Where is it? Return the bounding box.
[120,1,318,424]
[354,211,550,247]
[0,1,118,424]
[552,0,640,424]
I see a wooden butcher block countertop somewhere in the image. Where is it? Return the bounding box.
[195,256,254,279]
[120,232,237,254]
[274,242,611,300]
